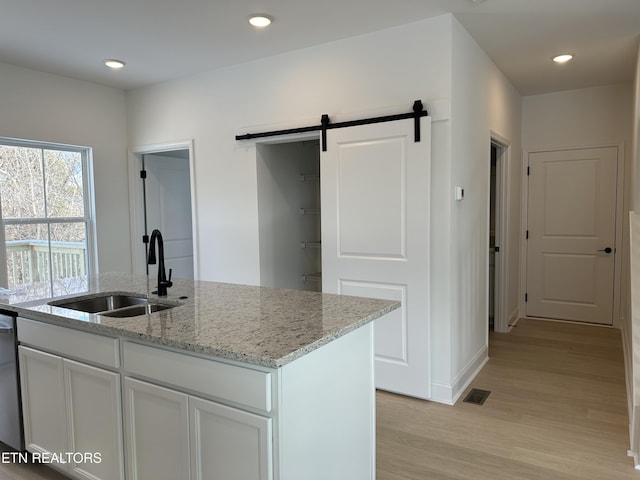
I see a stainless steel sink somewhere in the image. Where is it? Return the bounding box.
[100,303,174,317]
[48,292,178,317]
[49,294,149,313]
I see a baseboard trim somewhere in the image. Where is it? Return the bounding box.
[430,345,489,405]
[629,406,640,468]
[507,308,519,331]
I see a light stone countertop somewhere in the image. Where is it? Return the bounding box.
[0,273,399,368]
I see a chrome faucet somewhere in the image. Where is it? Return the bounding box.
[148,229,172,296]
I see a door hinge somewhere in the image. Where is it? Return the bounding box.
[525,293,528,302]
[526,230,529,239]
[527,166,530,176]
[494,246,500,253]
[140,169,147,179]
[142,235,149,244]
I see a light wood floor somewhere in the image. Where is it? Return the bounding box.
[377,318,636,480]
[1,318,635,479]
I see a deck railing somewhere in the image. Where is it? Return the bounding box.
[5,240,86,288]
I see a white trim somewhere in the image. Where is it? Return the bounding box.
[490,132,511,333]
[429,345,489,405]
[629,405,640,468]
[521,315,618,328]
[613,143,626,328]
[128,140,200,280]
[621,317,633,419]
[519,148,529,318]
[507,307,520,330]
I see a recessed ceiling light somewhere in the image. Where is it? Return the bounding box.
[104,59,126,70]
[552,54,574,64]
[249,15,272,28]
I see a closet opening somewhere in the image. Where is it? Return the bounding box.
[256,137,322,292]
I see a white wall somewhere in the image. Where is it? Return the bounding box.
[0,62,131,273]
[432,18,522,403]
[627,43,640,466]
[126,14,522,403]
[523,84,633,149]
[126,16,453,286]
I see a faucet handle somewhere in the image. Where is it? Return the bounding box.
[166,268,173,288]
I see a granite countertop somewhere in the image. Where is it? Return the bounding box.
[0,273,399,368]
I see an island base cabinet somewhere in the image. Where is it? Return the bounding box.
[64,359,124,480]
[190,396,272,480]
[18,346,67,467]
[18,346,124,480]
[124,377,191,480]
[124,377,272,480]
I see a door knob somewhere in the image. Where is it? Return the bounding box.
[597,247,612,254]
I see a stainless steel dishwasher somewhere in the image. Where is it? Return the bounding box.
[0,312,23,451]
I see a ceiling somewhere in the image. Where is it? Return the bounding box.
[0,0,638,95]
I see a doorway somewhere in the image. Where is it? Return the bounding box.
[490,137,509,333]
[129,141,198,280]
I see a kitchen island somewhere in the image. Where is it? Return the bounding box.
[0,273,399,480]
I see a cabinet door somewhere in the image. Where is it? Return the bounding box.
[189,396,272,480]
[124,377,190,480]
[64,359,124,480]
[18,346,68,466]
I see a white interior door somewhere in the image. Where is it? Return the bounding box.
[145,153,194,280]
[526,147,617,325]
[321,117,430,399]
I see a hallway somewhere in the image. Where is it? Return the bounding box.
[377,318,635,479]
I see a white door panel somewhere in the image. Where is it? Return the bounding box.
[145,154,194,280]
[526,147,617,325]
[322,118,430,399]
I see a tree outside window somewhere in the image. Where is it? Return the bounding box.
[0,141,94,298]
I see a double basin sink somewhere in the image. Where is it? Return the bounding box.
[49,293,178,318]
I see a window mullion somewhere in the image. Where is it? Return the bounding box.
[41,148,54,296]
[3,217,86,225]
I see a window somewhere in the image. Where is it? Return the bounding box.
[0,139,95,298]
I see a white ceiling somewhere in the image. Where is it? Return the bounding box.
[0,0,638,95]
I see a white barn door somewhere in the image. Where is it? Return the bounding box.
[526,147,618,325]
[321,117,431,399]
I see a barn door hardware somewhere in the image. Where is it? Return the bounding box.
[235,100,429,151]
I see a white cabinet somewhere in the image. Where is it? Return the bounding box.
[64,359,124,480]
[17,318,124,480]
[124,377,190,480]
[18,346,124,480]
[124,374,272,480]
[190,395,272,480]
[18,346,67,464]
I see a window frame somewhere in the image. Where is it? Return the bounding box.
[0,137,97,294]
